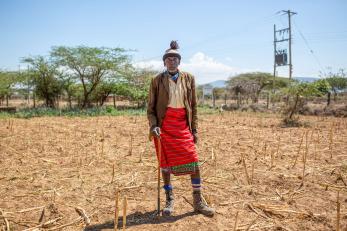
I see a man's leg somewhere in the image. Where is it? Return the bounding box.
[162,169,174,216]
[191,166,215,216]
[162,170,171,186]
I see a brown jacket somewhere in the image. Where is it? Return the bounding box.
[147,70,198,138]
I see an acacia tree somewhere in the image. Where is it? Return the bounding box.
[60,74,77,108]
[315,79,332,106]
[23,56,62,108]
[122,67,155,107]
[323,68,347,102]
[283,80,330,125]
[0,70,23,106]
[51,46,130,108]
[92,81,115,106]
[227,72,289,104]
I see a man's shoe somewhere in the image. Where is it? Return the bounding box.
[162,189,174,216]
[193,191,215,217]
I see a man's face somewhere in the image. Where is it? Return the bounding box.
[164,56,180,72]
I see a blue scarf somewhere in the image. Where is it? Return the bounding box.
[167,71,179,81]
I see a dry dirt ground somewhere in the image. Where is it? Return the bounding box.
[1,112,347,231]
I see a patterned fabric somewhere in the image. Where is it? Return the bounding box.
[154,107,199,176]
[170,72,179,81]
[163,184,173,191]
[191,178,201,191]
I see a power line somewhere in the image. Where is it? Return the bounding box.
[293,19,327,76]
[135,13,279,63]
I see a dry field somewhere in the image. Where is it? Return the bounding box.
[0,112,347,230]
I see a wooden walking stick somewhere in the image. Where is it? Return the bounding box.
[114,190,119,231]
[157,137,161,217]
[123,196,127,230]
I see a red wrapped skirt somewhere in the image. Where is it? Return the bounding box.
[154,107,199,175]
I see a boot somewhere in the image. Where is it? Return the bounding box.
[193,191,215,217]
[162,189,174,216]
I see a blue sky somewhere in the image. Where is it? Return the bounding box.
[1,0,346,84]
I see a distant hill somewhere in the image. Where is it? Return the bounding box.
[200,77,320,88]
[200,80,227,88]
[293,77,320,82]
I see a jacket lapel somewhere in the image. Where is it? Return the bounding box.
[179,71,189,105]
[179,70,185,92]
[161,72,170,95]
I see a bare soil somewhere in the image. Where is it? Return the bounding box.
[1,112,347,230]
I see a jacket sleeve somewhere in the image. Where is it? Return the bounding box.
[191,75,198,130]
[147,77,157,131]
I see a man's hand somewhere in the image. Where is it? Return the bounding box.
[152,127,161,138]
[192,129,198,144]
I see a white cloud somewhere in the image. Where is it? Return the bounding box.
[134,52,250,84]
[181,52,239,84]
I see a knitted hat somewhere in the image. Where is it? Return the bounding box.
[162,41,181,61]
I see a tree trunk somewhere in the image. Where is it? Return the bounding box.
[327,92,331,106]
[82,92,91,108]
[254,90,260,103]
[6,95,9,107]
[237,92,241,108]
[33,93,36,108]
[68,94,72,109]
[212,91,215,108]
[289,94,299,120]
[113,95,116,108]
[100,93,110,106]
[81,81,93,108]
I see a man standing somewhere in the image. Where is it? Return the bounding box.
[147,41,215,217]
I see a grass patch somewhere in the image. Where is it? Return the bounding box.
[197,105,219,115]
[0,106,145,119]
[0,105,219,119]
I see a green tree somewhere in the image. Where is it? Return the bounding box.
[323,68,347,101]
[314,79,331,106]
[283,81,326,124]
[51,46,130,108]
[23,56,62,108]
[123,67,155,107]
[196,85,203,102]
[69,84,85,107]
[60,74,78,108]
[0,70,23,106]
[213,87,226,100]
[227,72,290,104]
[91,81,115,106]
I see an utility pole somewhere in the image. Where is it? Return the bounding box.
[273,24,276,94]
[273,10,297,80]
[285,10,296,79]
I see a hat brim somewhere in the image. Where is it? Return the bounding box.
[163,53,181,61]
